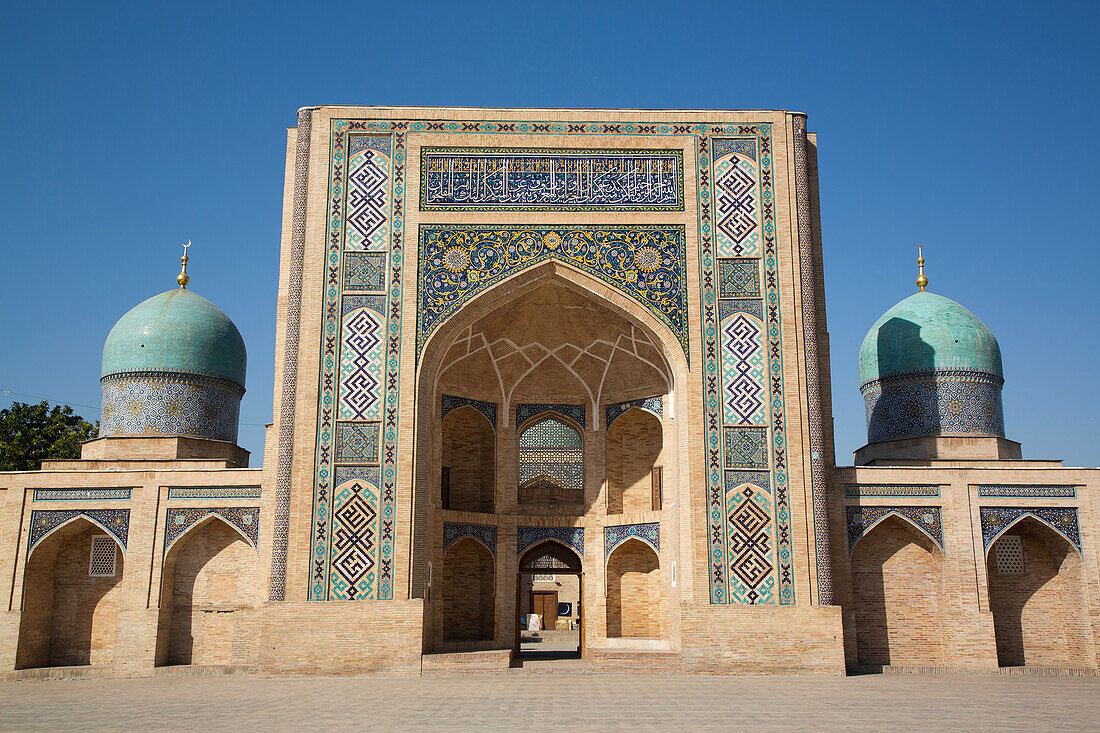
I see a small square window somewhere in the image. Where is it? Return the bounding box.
[89,535,117,578]
[995,534,1024,575]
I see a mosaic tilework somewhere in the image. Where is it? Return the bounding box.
[518,418,584,493]
[793,116,831,604]
[604,396,663,429]
[517,403,586,429]
[725,470,771,495]
[334,422,380,463]
[269,108,311,602]
[329,479,383,600]
[418,225,688,359]
[348,134,392,157]
[334,465,382,488]
[167,486,262,500]
[165,507,259,552]
[846,506,943,552]
[34,488,131,501]
[863,371,1005,443]
[341,294,386,317]
[442,394,498,428]
[980,506,1080,551]
[713,152,761,257]
[100,374,241,443]
[420,147,684,211]
[701,131,791,605]
[517,526,585,558]
[723,426,769,469]
[717,298,764,323]
[712,139,757,160]
[339,307,384,421]
[28,509,129,554]
[443,522,497,556]
[604,523,660,559]
[726,486,775,604]
[342,252,386,291]
[977,485,1076,498]
[721,313,766,425]
[717,259,761,298]
[844,484,940,498]
[344,142,390,251]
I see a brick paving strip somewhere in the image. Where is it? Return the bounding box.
[1,672,1098,731]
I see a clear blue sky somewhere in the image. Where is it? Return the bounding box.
[2,1,1097,466]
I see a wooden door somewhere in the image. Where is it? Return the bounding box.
[532,591,558,631]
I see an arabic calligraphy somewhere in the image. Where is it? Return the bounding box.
[420,148,684,211]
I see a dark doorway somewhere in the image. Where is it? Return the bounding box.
[516,541,583,660]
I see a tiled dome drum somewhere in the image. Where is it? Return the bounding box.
[100,288,247,442]
[859,291,1004,444]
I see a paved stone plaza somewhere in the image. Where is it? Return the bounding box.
[1,672,1098,731]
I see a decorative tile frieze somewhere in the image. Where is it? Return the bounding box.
[846,506,943,552]
[604,396,662,429]
[517,526,584,558]
[443,522,497,556]
[516,403,586,429]
[442,394,498,428]
[725,470,771,495]
[28,509,129,554]
[604,523,660,559]
[34,488,132,501]
[976,485,1076,498]
[844,484,941,498]
[167,486,261,500]
[980,506,1080,551]
[165,507,259,552]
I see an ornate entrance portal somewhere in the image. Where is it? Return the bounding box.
[517,541,584,659]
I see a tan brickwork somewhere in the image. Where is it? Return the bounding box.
[440,538,495,641]
[606,539,662,638]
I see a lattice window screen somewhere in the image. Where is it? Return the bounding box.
[518,418,583,493]
[995,534,1025,575]
[88,535,117,577]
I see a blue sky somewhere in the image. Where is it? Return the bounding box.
[2,1,1097,466]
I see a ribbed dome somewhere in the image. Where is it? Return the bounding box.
[859,291,1001,386]
[101,289,246,388]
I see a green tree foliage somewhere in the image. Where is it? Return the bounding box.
[0,401,98,471]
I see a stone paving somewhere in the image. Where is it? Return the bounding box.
[1,671,1099,731]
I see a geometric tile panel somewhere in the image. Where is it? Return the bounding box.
[334,422,380,464]
[100,374,242,443]
[713,152,761,257]
[721,313,766,425]
[717,298,764,323]
[443,522,497,557]
[334,465,382,488]
[28,509,130,554]
[339,307,385,421]
[723,426,769,469]
[712,138,757,161]
[329,479,383,600]
[516,403,586,430]
[343,252,387,291]
[844,484,940,498]
[442,394,498,428]
[980,506,1080,552]
[863,371,1005,443]
[604,523,660,559]
[164,507,259,552]
[725,486,775,604]
[717,258,761,298]
[418,224,688,359]
[725,470,771,495]
[345,145,390,251]
[34,488,132,501]
[604,396,663,430]
[419,147,684,211]
[846,506,943,552]
[517,526,585,559]
[976,485,1076,498]
[167,486,262,500]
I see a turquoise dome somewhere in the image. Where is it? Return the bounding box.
[859,291,1002,386]
[101,289,247,388]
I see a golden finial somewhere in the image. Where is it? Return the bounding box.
[916,242,928,292]
[176,240,191,289]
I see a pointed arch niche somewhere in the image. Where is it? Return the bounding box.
[606,407,664,514]
[441,405,496,513]
[16,517,126,669]
[439,536,496,647]
[155,513,259,667]
[606,538,663,639]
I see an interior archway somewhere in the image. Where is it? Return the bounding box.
[441,406,496,513]
[850,515,946,668]
[606,408,663,514]
[606,538,662,639]
[16,519,125,669]
[986,517,1091,667]
[439,537,496,646]
[517,540,584,658]
[155,516,258,667]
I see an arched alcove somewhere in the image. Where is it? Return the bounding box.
[606,408,663,514]
[440,537,496,643]
[441,406,496,513]
[987,517,1091,667]
[16,519,125,669]
[850,515,945,668]
[156,516,258,667]
[606,538,662,638]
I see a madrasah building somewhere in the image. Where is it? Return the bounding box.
[0,107,1097,677]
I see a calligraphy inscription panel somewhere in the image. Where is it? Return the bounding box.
[420,147,684,211]
[417,225,687,359]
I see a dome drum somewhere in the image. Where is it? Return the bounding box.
[862,369,1005,444]
[99,371,242,443]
